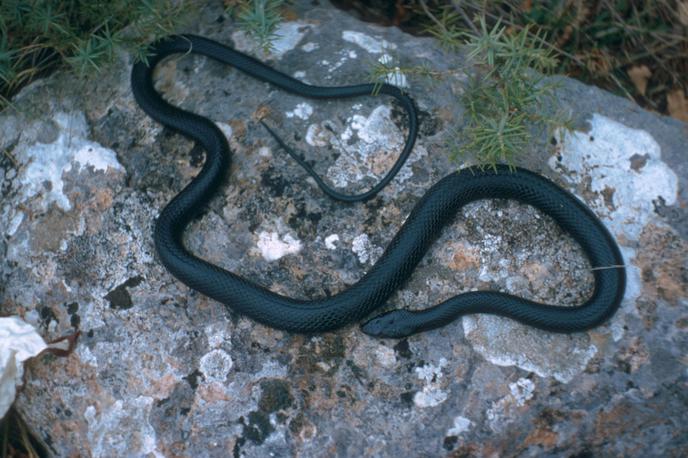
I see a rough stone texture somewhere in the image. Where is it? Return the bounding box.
[1,1,687,457]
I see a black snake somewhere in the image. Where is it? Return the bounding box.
[130,35,625,338]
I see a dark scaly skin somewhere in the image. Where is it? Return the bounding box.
[131,35,626,338]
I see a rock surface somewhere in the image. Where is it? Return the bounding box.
[1,1,687,456]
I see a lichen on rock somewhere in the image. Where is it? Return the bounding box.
[0,1,686,457]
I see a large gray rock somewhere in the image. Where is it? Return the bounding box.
[1,1,686,456]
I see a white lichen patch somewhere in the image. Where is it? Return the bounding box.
[285,102,314,120]
[485,378,535,431]
[608,244,643,341]
[340,126,353,142]
[463,316,598,383]
[321,48,360,74]
[204,322,230,349]
[232,22,311,59]
[351,234,383,265]
[477,233,504,282]
[84,397,164,458]
[447,416,472,436]
[16,111,123,211]
[413,357,449,408]
[414,389,448,409]
[256,231,303,261]
[301,42,318,52]
[548,113,674,340]
[342,30,397,54]
[199,349,233,382]
[306,104,422,189]
[253,360,289,379]
[509,378,535,406]
[550,113,678,241]
[374,345,397,368]
[324,234,340,250]
[352,106,401,146]
[462,115,670,383]
[305,123,334,147]
[271,22,312,57]
[323,105,425,188]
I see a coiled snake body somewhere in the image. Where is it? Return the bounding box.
[131,35,625,338]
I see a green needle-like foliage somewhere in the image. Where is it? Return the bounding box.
[0,0,188,110]
[424,7,464,49]
[457,18,564,167]
[228,0,286,53]
[369,10,567,168]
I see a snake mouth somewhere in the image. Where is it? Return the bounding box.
[361,309,419,338]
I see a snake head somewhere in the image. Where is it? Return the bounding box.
[361,309,419,338]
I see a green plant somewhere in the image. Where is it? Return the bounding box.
[226,0,286,53]
[380,3,569,167]
[369,57,450,95]
[0,0,188,111]
[418,1,465,49]
[456,18,567,167]
[358,0,686,130]
[425,0,687,120]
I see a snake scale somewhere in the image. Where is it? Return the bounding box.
[131,34,625,338]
